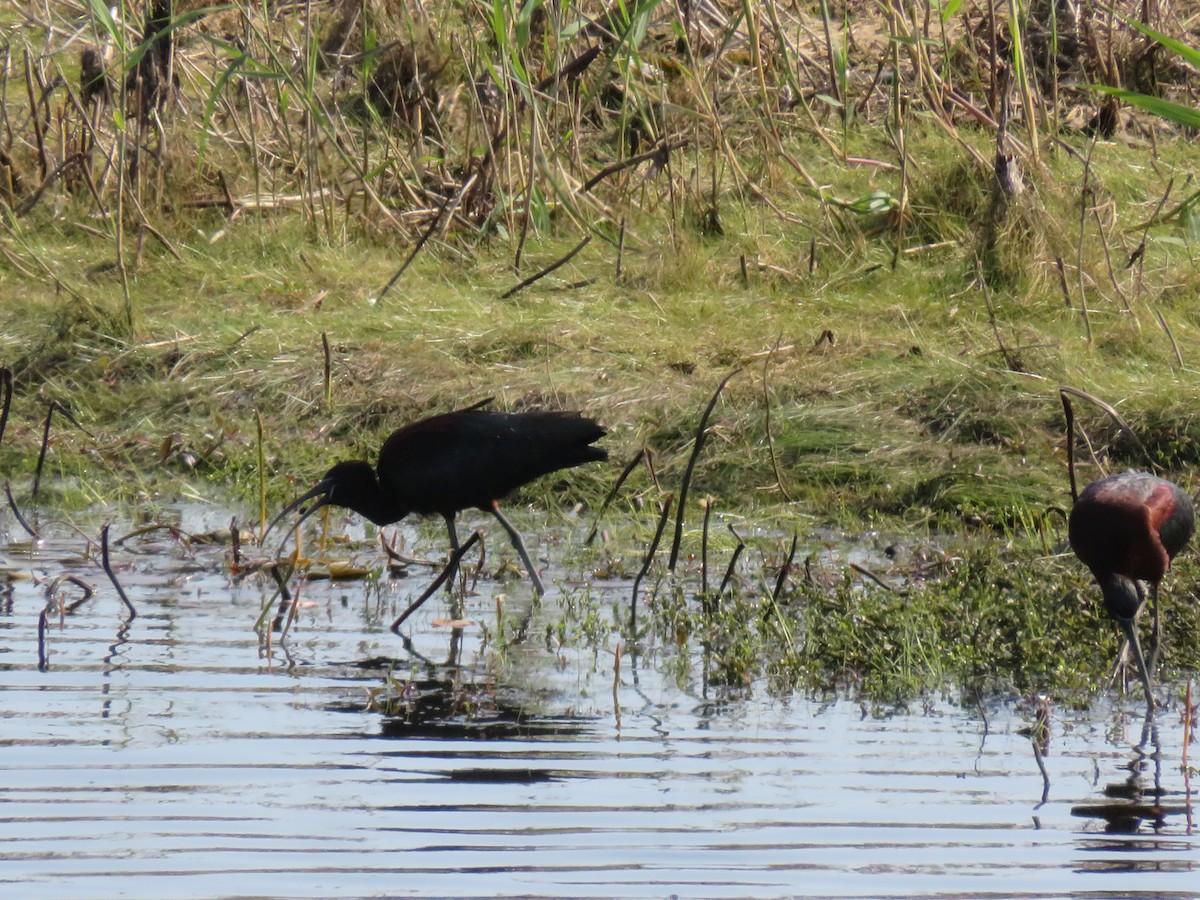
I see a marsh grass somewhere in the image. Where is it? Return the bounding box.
[2,0,1200,702]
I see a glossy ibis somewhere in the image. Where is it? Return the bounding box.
[1068,471,1194,710]
[268,405,607,595]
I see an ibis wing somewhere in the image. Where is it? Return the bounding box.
[377,409,606,515]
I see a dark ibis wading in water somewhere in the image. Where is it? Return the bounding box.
[1068,471,1194,710]
[268,406,607,595]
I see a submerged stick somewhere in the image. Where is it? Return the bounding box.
[631,495,674,637]
[100,524,138,620]
[668,369,740,571]
[38,575,98,671]
[391,530,482,633]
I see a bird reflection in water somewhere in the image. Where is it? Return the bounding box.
[1071,712,1193,844]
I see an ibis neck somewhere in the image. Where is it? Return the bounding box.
[341,475,407,527]
[1097,572,1143,622]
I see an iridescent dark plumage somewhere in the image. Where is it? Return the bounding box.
[268,406,607,595]
[1068,471,1194,710]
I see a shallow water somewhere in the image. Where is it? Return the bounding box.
[0,506,1196,899]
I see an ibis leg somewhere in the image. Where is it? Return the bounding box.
[443,513,462,595]
[1119,616,1156,713]
[489,502,546,596]
[1149,583,1163,671]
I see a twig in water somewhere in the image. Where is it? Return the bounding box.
[391,531,483,633]
[110,523,185,548]
[49,575,96,613]
[585,448,650,545]
[37,573,98,671]
[761,536,798,649]
[4,481,38,538]
[700,497,715,596]
[769,535,799,611]
[631,495,674,637]
[669,369,741,571]
[379,530,434,568]
[715,528,747,605]
[499,235,591,300]
[100,524,138,620]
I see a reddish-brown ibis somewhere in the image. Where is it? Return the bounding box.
[1068,471,1193,710]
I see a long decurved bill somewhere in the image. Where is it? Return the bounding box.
[264,479,334,550]
[1118,616,1156,713]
